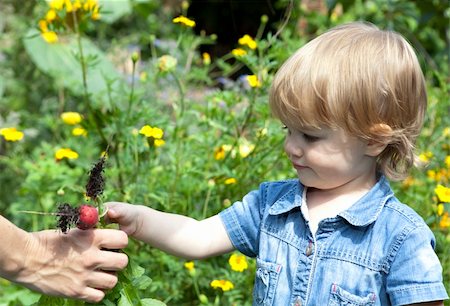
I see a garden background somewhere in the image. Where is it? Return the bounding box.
[0,0,449,305]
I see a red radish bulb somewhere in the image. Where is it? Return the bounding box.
[77,205,99,230]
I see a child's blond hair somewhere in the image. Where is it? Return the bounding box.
[270,22,427,181]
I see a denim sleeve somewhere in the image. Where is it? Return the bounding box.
[219,186,266,258]
[386,225,449,305]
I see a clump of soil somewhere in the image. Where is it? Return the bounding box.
[56,203,79,234]
[85,154,106,201]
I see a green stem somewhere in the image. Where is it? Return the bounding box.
[71,10,107,145]
[125,59,137,124]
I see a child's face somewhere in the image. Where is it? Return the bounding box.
[283,124,378,191]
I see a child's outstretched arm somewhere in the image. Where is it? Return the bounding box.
[105,202,235,259]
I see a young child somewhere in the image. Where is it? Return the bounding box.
[106,22,448,305]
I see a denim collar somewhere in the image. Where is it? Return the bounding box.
[268,175,394,227]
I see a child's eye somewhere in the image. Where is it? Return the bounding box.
[303,133,320,142]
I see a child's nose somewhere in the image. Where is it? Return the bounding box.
[284,137,303,158]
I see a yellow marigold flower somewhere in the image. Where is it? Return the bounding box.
[45,9,57,22]
[64,0,74,12]
[139,125,164,139]
[202,52,211,65]
[228,254,248,272]
[437,204,445,216]
[239,142,255,158]
[232,48,247,57]
[418,151,433,163]
[444,127,450,137]
[154,139,165,147]
[0,127,24,142]
[238,34,257,50]
[214,145,226,160]
[41,31,58,44]
[61,112,83,125]
[184,261,195,272]
[402,176,415,188]
[83,0,98,11]
[55,148,79,160]
[246,75,261,88]
[39,20,49,32]
[224,177,237,185]
[91,6,101,20]
[440,212,450,229]
[445,156,450,168]
[49,0,65,10]
[72,127,87,137]
[210,279,234,291]
[435,184,450,203]
[172,15,196,27]
[427,170,436,180]
[158,55,177,72]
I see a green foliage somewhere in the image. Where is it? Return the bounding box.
[0,0,449,304]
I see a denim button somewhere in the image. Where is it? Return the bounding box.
[306,240,314,256]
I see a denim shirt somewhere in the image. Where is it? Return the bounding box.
[219,176,448,306]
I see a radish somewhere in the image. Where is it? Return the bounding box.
[77,205,99,230]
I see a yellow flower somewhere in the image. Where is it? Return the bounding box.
[72,127,87,137]
[202,52,211,65]
[41,31,58,44]
[39,20,49,32]
[437,204,444,216]
[445,156,450,168]
[0,127,24,142]
[184,261,195,272]
[49,0,65,10]
[55,148,79,160]
[228,254,248,272]
[61,112,82,125]
[154,139,165,147]
[210,279,234,291]
[91,5,101,20]
[444,127,450,137]
[246,75,261,88]
[64,0,74,12]
[158,55,177,72]
[139,125,164,139]
[418,151,433,163]
[172,15,196,27]
[214,145,227,160]
[239,142,255,158]
[440,212,450,229]
[45,9,57,22]
[231,48,247,57]
[224,177,237,185]
[238,34,257,49]
[435,185,450,203]
[402,176,415,188]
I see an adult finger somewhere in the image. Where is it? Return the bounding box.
[80,286,106,304]
[86,270,119,290]
[95,250,129,271]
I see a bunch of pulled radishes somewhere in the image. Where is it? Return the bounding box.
[55,153,106,233]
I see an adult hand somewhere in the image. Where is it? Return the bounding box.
[12,228,128,303]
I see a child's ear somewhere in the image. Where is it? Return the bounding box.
[365,124,392,157]
[366,140,388,157]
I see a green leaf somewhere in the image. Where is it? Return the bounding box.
[23,29,125,109]
[98,0,132,24]
[140,299,167,306]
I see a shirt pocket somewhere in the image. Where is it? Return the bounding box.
[253,258,282,305]
[328,284,376,306]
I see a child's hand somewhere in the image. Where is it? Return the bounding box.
[105,202,143,237]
